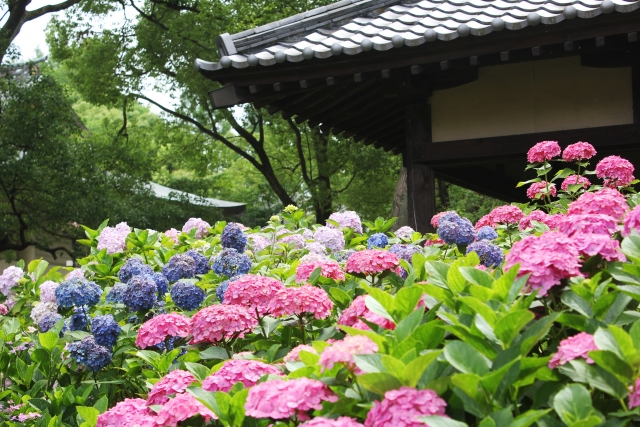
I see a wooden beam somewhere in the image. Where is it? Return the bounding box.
[293,80,377,124]
[410,65,424,75]
[470,56,479,66]
[500,51,510,61]
[633,59,640,126]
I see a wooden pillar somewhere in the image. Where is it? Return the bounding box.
[404,102,436,233]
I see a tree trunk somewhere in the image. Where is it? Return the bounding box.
[390,167,408,230]
[312,129,333,223]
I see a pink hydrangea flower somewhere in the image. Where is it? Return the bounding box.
[300,417,365,427]
[136,313,192,349]
[0,266,23,296]
[328,211,363,234]
[504,232,582,296]
[561,175,591,191]
[430,211,454,229]
[164,228,180,244]
[0,304,8,315]
[319,335,378,372]
[182,218,210,239]
[97,222,131,254]
[623,205,640,237]
[65,268,85,280]
[245,378,338,421]
[526,181,556,199]
[147,370,197,405]
[489,205,524,225]
[557,214,619,236]
[313,227,345,252]
[364,387,447,427]
[248,235,270,253]
[548,332,598,369]
[527,140,561,163]
[338,295,395,331]
[283,345,318,363]
[629,378,640,409]
[191,305,258,344]
[596,155,635,188]
[345,250,400,276]
[39,281,58,304]
[223,275,286,317]
[97,398,156,427]
[394,226,415,240]
[202,359,282,392]
[424,238,445,246]
[562,141,596,162]
[519,210,551,231]
[567,188,629,220]
[267,286,333,319]
[475,213,494,230]
[155,392,216,426]
[570,233,626,262]
[296,260,345,282]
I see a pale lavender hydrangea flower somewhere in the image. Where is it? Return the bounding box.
[39,281,59,304]
[30,301,58,324]
[394,226,415,240]
[97,223,131,254]
[65,269,85,280]
[0,266,23,296]
[328,211,363,233]
[313,226,345,252]
[182,218,211,238]
[306,242,328,255]
[248,235,270,253]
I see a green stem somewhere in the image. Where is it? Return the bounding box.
[298,316,307,344]
[256,308,267,337]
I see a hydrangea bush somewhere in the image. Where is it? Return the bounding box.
[3,142,640,427]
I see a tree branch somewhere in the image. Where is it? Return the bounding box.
[25,0,84,21]
[286,117,310,185]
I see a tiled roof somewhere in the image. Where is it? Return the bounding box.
[212,0,639,69]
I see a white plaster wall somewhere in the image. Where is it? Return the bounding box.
[431,56,633,142]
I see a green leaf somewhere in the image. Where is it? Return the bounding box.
[308,267,322,285]
[328,287,352,308]
[494,310,535,347]
[76,407,99,427]
[493,266,519,302]
[394,308,424,342]
[458,296,497,326]
[357,372,403,395]
[552,384,600,427]
[39,332,59,352]
[421,416,469,427]
[401,351,441,387]
[447,263,468,293]
[381,355,406,377]
[392,286,423,320]
[561,291,594,318]
[508,409,552,427]
[588,350,634,382]
[354,354,385,374]
[364,295,394,323]
[444,341,491,375]
[94,396,108,413]
[200,347,231,360]
[185,362,210,381]
[459,267,494,288]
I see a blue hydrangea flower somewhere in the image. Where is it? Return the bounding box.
[151,273,169,296]
[68,335,112,371]
[69,307,90,331]
[388,244,421,279]
[476,226,498,241]
[440,212,464,224]
[221,223,247,252]
[91,314,121,348]
[216,275,242,303]
[186,250,210,275]
[170,281,205,311]
[367,233,389,249]
[106,283,127,304]
[55,278,102,308]
[154,301,167,314]
[466,241,504,268]
[127,315,139,324]
[211,248,251,277]
[162,254,196,283]
[334,250,355,262]
[438,217,476,246]
[38,312,63,333]
[118,258,153,283]
[121,275,157,311]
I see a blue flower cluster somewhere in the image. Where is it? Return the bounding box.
[55,278,102,309]
[106,283,127,304]
[38,312,63,333]
[162,254,196,283]
[334,250,355,262]
[118,258,153,283]
[211,248,251,277]
[466,241,504,268]
[91,314,120,348]
[121,275,157,311]
[437,213,476,246]
[170,281,205,311]
[216,275,242,302]
[151,272,169,296]
[68,336,112,372]
[154,301,167,314]
[388,244,421,278]
[69,307,90,331]
[221,223,247,252]
[186,250,210,275]
[476,226,498,241]
[367,233,389,249]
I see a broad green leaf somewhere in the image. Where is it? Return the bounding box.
[588,350,634,382]
[361,283,395,317]
[444,341,491,375]
[394,309,424,342]
[493,266,519,302]
[200,346,231,360]
[357,373,403,395]
[561,291,594,318]
[447,263,468,293]
[364,296,394,323]
[392,286,423,320]
[401,351,441,387]
[328,287,352,308]
[421,416,469,427]
[495,310,535,347]
[39,332,59,352]
[76,407,99,427]
[339,325,387,350]
[509,409,552,427]
[185,362,210,381]
[552,384,600,427]
[458,297,497,326]
[459,267,494,288]
[354,354,385,374]
[381,355,405,377]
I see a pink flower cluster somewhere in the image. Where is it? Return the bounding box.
[182,218,210,239]
[623,205,640,237]
[527,140,561,163]
[561,175,590,191]
[97,222,131,255]
[519,210,563,231]
[526,181,556,200]
[548,332,598,369]
[338,295,395,331]
[136,313,192,349]
[301,417,365,427]
[364,387,447,427]
[504,232,582,296]
[629,378,640,409]
[284,344,318,363]
[245,378,337,421]
[268,286,333,319]
[555,214,624,261]
[328,211,363,233]
[0,266,23,296]
[476,206,524,229]
[596,155,635,187]
[345,250,400,276]
[313,226,345,252]
[567,188,629,220]
[248,235,270,253]
[191,305,258,344]
[202,359,282,392]
[562,141,596,162]
[223,275,286,316]
[155,392,217,426]
[147,370,196,405]
[97,398,157,427]
[319,335,378,372]
[296,259,345,282]
[430,211,454,229]
[164,228,180,244]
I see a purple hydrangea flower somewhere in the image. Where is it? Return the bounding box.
[211,248,251,277]
[221,223,248,252]
[313,226,345,252]
[162,254,197,283]
[170,281,205,311]
[466,240,504,268]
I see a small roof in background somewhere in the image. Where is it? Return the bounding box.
[148,182,246,215]
[207,0,639,70]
